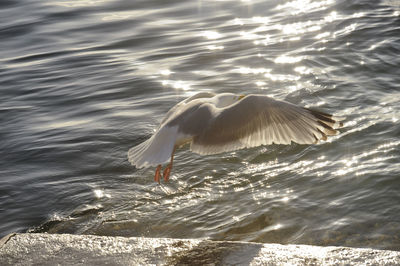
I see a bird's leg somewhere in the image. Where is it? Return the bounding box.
[154,165,162,184]
[163,147,176,182]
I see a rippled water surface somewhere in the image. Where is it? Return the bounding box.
[1,0,400,250]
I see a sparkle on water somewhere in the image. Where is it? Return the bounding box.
[1,0,400,252]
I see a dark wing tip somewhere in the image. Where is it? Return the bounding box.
[305,108,345,141]
[308,108,344,126]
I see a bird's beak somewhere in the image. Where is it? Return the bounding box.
[238,95,245,100]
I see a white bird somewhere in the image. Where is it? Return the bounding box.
[128,92,343,183]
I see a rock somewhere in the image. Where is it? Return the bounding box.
[1,233,399,265]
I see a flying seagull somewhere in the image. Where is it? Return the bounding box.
[128,92,343,183]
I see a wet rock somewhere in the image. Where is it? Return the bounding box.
[1,233,399,265]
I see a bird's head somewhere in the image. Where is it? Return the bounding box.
[214,93,245,108]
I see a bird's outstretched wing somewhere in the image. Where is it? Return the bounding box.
[190,94,343,155]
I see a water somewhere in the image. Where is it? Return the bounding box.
[1,0,400,251]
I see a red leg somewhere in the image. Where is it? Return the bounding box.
[163,164,172,182]
[154,165,162,184]
[163,147,176,182]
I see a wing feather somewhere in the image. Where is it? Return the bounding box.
[191,94,343,155]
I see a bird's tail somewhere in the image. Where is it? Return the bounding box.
[128,126,178,168]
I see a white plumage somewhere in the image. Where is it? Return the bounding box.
[128,92,344,183]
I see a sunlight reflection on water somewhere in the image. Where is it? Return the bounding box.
[2,0,400,251]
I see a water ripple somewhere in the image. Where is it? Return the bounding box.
[1,0,400,251]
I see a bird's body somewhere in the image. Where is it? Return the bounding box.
[128,92,343,183]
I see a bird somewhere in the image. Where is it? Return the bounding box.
[128,92,344,183]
